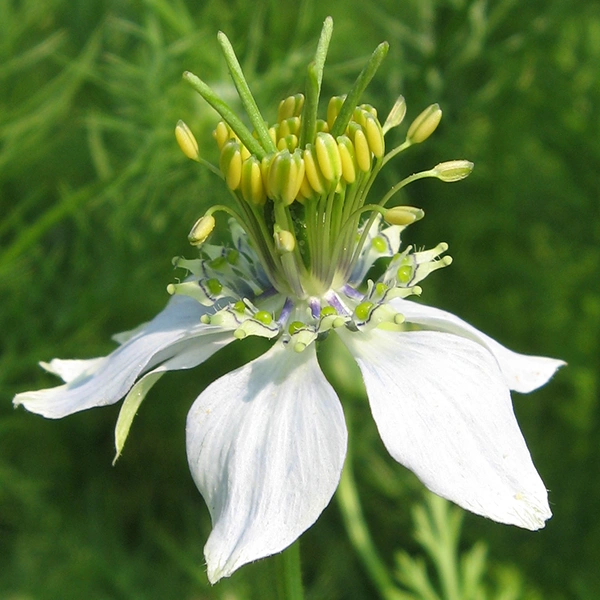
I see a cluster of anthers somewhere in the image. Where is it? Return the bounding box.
[172,23,473,353]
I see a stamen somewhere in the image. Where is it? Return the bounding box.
[337,136,357,184]
[315,132,342,185]
[432,160,474,182]
[384,206,424,226]
[175,120,199,161]
[176,21,472,342]
[382,95,406,134]
[406,103,442,144]
[363,114,384,158]
[188,215,216,246]
[220,139,242,190]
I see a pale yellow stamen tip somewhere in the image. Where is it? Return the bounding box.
[188,214,216,246]
[175,120,199,161]
[385,206,425,226]
[433,160,474,182]
[406,104,442,144]
[382,95,407,134]
[274,229,295,253]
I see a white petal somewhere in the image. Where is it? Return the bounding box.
[14,294,234,419]
[392,298,565,393]
[186,342,347,583]
[339,328,551,530]
[39,358,106,383]
[111,322,149,345]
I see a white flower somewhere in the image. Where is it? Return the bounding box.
[13,217,564,582]
[13,24,564,584]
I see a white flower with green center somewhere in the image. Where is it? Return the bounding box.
[14,19,564,584]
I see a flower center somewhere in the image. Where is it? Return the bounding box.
[211,95,387,299]
[170,25,473,351]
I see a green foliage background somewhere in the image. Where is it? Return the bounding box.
[1,0,598,598]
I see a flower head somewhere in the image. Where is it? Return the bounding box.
[14,18,564,584]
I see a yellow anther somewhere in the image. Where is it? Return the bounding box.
[278,93,304,121]
[260,154,273,189]
[220,139,242,190]
[287,117,301,136]
[175,120,199,161]
[327,95,345,130]
[293,94,305,117]
[352,106,367,128]
[267,149,305,205]
[432,160,474,182]
[316,119,329,133]
[290,149,305,202]
[406,103,442,144]
[273,228,296,253]
[351,125,371,172]
[384,206,425,226]
[279,117,300,139]
[382,95,406,134]
[315,132,342,184]
[360,104,378,118]
[277,134,298,152]
[266,150,290,201]
[279,119,291,139]
[241,156,266,206]
[268,126,278,147]
[303,145,326,194]
[240,144,251,161]
[188,214,216,246]
[364,114,384,158]
[337,135,357,184]
[297,171,315,201]
[278,96,296,122]
[213,121,231,150]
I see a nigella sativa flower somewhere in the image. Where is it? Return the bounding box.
[14,18,564,583]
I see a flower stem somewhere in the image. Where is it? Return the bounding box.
[378,169,437,207]
[337,451,407,600]
[274,540,304,600]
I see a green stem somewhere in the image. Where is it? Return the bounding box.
[381,139,412,167]
[378,169,437,207]
[273,540,304,600]
[337,450,405,600]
